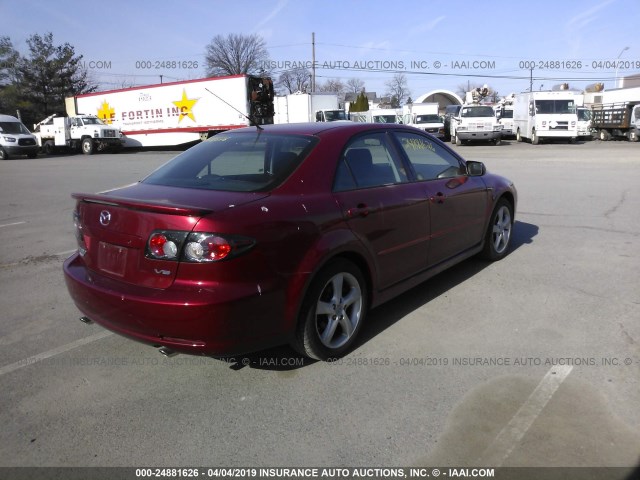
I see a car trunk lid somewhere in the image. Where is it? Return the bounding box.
[72,185,268,288]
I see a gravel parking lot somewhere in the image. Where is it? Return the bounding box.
[0,140,639,476]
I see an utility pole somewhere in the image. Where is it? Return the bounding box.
[311,32,316,93]
[614,46,629,88]
[529,68,533,92]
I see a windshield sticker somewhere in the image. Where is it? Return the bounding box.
[402,137,435,152]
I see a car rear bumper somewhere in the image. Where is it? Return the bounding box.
[63,253,290,356]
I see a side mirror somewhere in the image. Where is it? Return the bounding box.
[466,161,486,176]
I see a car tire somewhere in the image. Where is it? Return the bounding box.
[0,148,8,160]
[81,138,94,155]
[293,259,367,360]
[481,199,513,261]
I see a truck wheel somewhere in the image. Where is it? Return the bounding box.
[43,140,55,155]
[598,130,610,141]
[0,148,8,160]
[531,130,539,145]
[494,138,501,145]
[81,138,94,155]
[516,129,523,142]
[629,131,638,142]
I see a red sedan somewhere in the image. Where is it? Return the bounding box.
[64,122,517,360]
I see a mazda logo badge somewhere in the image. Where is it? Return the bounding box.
[99,210,111,226]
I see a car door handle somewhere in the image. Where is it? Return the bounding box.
[429,192,446,204]
[347,203,370,218]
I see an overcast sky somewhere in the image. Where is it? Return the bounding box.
[2,0,637,98]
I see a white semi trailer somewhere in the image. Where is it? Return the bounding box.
[67,75,274,148]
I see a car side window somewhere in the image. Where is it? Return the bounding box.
[333,133,408,191]
[393,131,464,181]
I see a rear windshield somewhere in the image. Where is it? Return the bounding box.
[143,132,317,192]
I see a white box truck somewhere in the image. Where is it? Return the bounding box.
[401,103,444,138]
[274,93,346,123]
[67,75,274,148]
[513,91,578,144]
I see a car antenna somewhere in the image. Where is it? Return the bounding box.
[204,87,263,130]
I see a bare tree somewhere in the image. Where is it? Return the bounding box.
[346,77,365,93]
[385,73,411,107]
[277,68,311,94]
[317,78,345,95]
[205,33,269,77]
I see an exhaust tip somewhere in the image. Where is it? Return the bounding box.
[158,347,177,358]
[79,316,94,325]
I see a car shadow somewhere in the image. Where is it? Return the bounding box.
[221,220,539,372]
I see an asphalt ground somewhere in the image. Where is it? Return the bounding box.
[0,139,639,478]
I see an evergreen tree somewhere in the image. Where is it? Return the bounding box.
[16,32,96,125]
[351,91,369,112]
[0,36,20,115]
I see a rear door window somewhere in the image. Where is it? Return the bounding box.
[333,132,409,191]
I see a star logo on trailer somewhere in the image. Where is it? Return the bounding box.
[97,100,116,124]
[173,89,198,123]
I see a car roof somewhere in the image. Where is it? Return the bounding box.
[232,122,415,137]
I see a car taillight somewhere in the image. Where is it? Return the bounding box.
[184,234,232,262]
[73,210,87,256]
[145,230,254,263]
[146,231,188,260]
[148,233,180,260]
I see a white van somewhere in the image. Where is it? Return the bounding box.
[0,114,39,159]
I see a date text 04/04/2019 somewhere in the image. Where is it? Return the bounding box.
[518,60,640,69]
